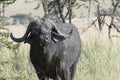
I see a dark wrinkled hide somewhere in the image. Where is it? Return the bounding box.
[10,19,81,80]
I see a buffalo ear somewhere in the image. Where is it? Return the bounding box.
[52,28,66,42]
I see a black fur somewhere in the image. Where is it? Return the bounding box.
[11,19,82,80]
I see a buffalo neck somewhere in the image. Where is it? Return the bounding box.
[31,41,63,55]
[30,41,64,63]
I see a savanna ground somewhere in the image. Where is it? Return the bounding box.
[0,18,120,80]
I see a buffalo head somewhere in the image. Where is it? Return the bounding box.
[10,19,72,46]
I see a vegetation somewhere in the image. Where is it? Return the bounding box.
[76,37,120,80]
[0,32,38,80]
[0,30,120,80]
[0,0,16,17]
[0,0,120,80]
[25,0,120,40]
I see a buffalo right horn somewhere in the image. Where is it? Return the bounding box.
[10,21,37,42]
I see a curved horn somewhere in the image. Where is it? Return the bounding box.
[10,21,37,42]
[45,19,73,38]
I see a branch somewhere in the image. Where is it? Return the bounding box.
[56,0,66,23]
[112,23,120,33]
[81,19,98,33]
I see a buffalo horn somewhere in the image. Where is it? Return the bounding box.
[10,21,36,42]
[46,19,73,38]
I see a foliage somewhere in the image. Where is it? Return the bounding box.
[0,29,38,80]
[0,0,16,3]
[79,0,120,40]
[0,0,16,17]
[0,32,120,79]
[0,29,20,50]
[26,0,77,23]
[76,38,120,80]
[0,0,120,79]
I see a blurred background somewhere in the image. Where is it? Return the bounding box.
[0,0,120,80]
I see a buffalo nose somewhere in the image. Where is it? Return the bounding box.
[44,35,49,40]
[39,35,49,43]
[44,37,48,42]
[41,36,48,42]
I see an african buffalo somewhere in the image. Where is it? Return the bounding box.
[10,18,81,80]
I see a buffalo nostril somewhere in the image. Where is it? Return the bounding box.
[45,37,48,42]
[45,37,48,40]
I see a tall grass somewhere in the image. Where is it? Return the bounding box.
[0,44,38,80]
[76,37,120,80]
[0,34,120,80]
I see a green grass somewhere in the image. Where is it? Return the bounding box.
[0,36,120,80]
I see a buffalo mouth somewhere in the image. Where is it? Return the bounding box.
[40,40,49,46]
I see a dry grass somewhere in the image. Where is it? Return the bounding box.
[0,18,120,80]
